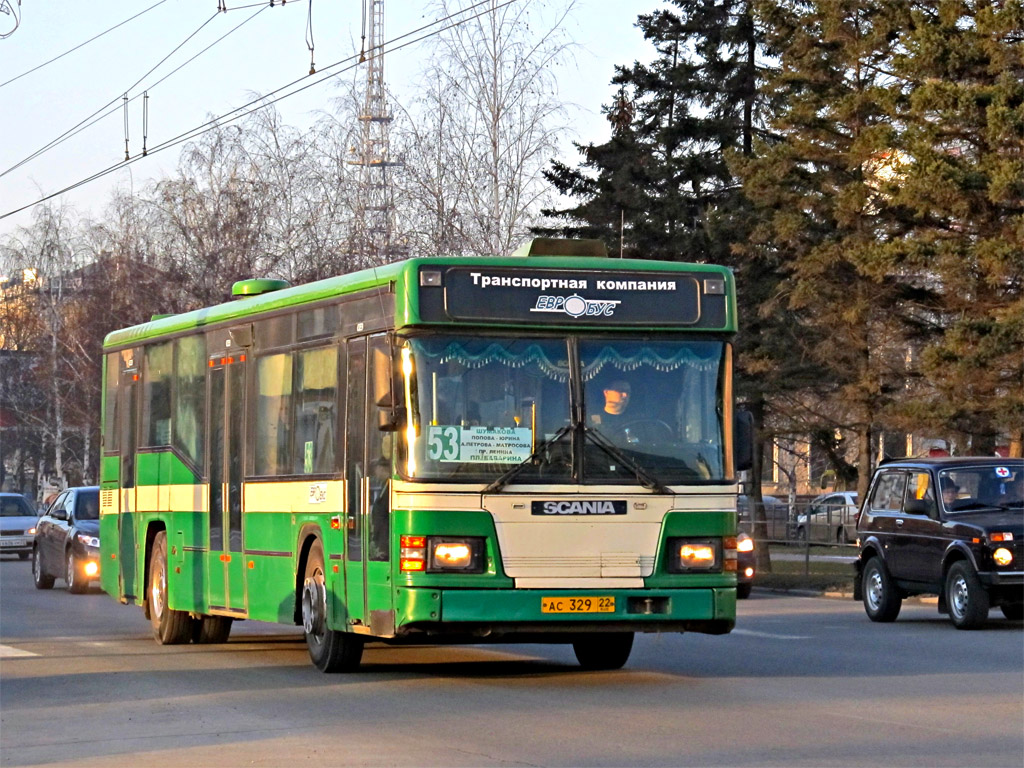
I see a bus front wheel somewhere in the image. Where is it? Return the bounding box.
[572,632,633,670]
[149,531,194,644]
[302,540,363,672]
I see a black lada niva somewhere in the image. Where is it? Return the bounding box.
[854,457,1023,629]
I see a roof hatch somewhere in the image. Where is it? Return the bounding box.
[231,278,290,298]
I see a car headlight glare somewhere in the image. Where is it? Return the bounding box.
[84,561,100,577]
[992,547,1013,567]
[736,533,754,553]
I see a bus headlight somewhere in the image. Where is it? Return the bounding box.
[401,535,485,573]
[429,537,484,572]
[667,538,720,573]
[992,547,1013,567]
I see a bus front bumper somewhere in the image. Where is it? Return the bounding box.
[392,586,736,639]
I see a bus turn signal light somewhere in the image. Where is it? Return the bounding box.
[400,535,426,572]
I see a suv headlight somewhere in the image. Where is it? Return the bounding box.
[992,547,1013,567]
[736,532,754,553]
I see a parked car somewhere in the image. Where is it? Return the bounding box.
[738,494,789,539]
[736,531,755,599]
[795,491,860,544]
[855,457,1023,629]
[32,486,100,593]
[1,492,37,560]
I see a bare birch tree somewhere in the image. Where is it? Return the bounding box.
[398,0,575,257]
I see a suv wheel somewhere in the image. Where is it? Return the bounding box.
[946,561,989,630]
[862,556,901,622]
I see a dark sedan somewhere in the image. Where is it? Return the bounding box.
[32,486,100,593]
[736,531,755,599]
[855,457,1023,628]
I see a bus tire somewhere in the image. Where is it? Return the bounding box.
[572,632,633,670]
[302,539,363,673]
[193,615,233,644]
[149,531,194,645]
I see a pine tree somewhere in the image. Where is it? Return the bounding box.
[735,0,932,500]
[880,0,1024,455]
[538,0,772,262]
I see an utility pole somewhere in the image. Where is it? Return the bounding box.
[349,0,403,267]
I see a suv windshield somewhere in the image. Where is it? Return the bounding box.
[938,466,1023,512]
[397,334,728,485]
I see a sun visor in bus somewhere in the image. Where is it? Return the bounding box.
[231,278,291,298]
[510,238,608,258]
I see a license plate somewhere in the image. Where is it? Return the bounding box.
[541,596,615,614]
[1,539,27,547]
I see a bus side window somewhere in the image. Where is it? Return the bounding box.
[254,352,294,476]
[293,346,339,475]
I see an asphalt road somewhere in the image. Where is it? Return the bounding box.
[1,556,1022,768]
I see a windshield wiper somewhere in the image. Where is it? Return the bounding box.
[584,426,671,494]
[483,425,572,494]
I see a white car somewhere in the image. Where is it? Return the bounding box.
[795,491,860,544]
[1,493,38,560]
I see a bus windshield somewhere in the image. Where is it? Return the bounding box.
[398,334,728,485]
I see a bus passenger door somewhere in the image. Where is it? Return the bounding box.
[344,334,395,635]
[364,335,394,636]
[118,363,139,601]
[207,351,247,616]
[343,339,367,627]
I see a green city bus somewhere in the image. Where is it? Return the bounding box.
[99,238,752,672]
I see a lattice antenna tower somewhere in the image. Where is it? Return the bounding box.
[349,0,403,267]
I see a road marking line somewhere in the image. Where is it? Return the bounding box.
[731,629,811,640]
[0,644,38,658]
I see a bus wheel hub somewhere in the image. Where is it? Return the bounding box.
[301,577,325,635]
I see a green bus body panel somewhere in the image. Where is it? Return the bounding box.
[136,451,201,485]
[100,455,119,485]
[103,256,736,350]
[99,512,119,597]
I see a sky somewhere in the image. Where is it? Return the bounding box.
[0,0,661,241]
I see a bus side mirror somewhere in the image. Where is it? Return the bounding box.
[378,406,405,432]
[734,410,754,473]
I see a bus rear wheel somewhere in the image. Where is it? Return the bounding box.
[572,632,633,670]
[149,531,194,644]
[193,615,233,644]
[302,540,363,672]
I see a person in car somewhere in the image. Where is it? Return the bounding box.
[940,478,960,510]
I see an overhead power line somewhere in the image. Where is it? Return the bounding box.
[0,0,169,89]
[0,0,523,222]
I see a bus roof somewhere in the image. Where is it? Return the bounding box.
[103,253,736,349]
